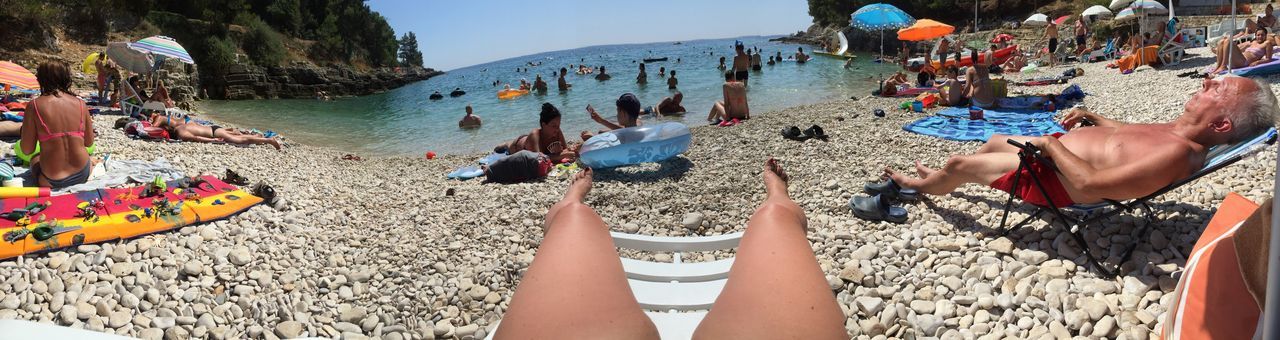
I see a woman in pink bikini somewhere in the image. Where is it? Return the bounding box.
[19,62,95,189]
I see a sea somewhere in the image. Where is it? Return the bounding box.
[200,35,901,156]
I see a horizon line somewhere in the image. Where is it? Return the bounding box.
[435,32,796,72]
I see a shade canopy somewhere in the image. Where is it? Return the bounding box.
[1024,13,1049,26]
[0,61,38,90]
[1115,8,1138,21]
[1130,0,1169,14]
[106,42,155,74]
[850,3,916,31]
[897,19,954,41]
[1110,0,1134,10]
[1084,5,1114,18]
[132,36,194,64]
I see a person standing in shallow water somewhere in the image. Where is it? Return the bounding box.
[636,63,647,84]
[595,66,611,81]
[732,42,751,86]
[459,105,482,129]
[558,68,572,91]
[667,70,678,90]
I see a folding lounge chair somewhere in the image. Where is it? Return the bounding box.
[485,230,743,340]
[1086,38,1117,62]
[1159,19,1189,66]
[119,80,145,118]
[995,128,1278,278]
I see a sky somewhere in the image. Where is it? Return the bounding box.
[368,0,815,70]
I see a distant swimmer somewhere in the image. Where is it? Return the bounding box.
[595,66,612,81]
[636,63,647,84]
[718,56,727,70]
[558,68,572,91]
[429,91,444,100]
[776,51,783,61]
[519,79,531,91]
[533,75,548,93]
[659,66,666,78]
[732,42,750,85]
[795,47,810,63]
[667,70,678,90]
[767,56,776,66]
[450,88,466,97]
[459,105,482,129]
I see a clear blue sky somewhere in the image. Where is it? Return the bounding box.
[368,0,815,70]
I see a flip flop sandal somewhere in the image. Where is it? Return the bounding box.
[224,169,249,186]
[864,178,919,201]
[803,125,828,140]
[874,109,886,117]
[252,182,278,205]
[850,194,908,224]
[781,126,809,141]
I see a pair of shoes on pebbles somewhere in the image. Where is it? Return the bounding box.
[781,125,828,141]
[849,179,916,223]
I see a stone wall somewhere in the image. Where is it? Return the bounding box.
[218,62,442,100]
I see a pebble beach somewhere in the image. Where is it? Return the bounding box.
[0,46,1276,340]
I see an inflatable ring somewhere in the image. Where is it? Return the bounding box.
[578,122,692,169]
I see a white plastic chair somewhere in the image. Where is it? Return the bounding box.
[486,230,744,340]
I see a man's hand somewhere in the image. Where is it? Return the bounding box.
[586,104,601,121]
[1060,107,1111,130]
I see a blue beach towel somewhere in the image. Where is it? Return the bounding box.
[904,108,1066,142]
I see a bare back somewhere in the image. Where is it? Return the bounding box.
[732,52,750,72]
[22,95,94,181]
[1055,124,1204,202]
[722,83,749,119]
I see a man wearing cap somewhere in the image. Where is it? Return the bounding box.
[581,93,644,141]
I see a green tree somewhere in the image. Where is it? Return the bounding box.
[399,32,423,68]
[242,16,287,66]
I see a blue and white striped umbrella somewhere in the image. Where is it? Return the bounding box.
[850,3,916,31]
[131,36,194,64]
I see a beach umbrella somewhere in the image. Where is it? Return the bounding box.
[1129,0,1168,14]
[106,42,154,74]
[1054,15,1073,25]
[1024,13,1049,26]
[1110,0,1134,10]
[990,33,1015,43]
[850,3,916,59]
[81,52,105,75]
[897,19,954,41]
[1084,5,1114,18]
[1115,7,1138,21]
[0,61,38,90]
[132,36,194,65]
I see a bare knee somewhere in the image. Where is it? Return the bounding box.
[753,200,805,226]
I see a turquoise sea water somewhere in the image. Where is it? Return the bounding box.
[201,36,901,156]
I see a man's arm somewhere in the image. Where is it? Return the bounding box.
[1060,107,1122,130]
[587,105,623,130]
[1034,137,1189,199]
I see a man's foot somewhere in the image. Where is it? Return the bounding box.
[267,138,282,150]
[914,160,936,178]
[763,158,790,199]
[563,168,593,203]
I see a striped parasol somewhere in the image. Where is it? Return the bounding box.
[0,61,38,90]
[132,36,194,64]
[107,42,155,74]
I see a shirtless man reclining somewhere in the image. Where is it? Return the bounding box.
[151,114,282,150]
[882,76,1275,208]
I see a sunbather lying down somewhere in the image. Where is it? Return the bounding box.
[150,114,281,150]
[885,75,1276,207]
[493,159,848,340]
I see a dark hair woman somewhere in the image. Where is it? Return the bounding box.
[18,61,95,188]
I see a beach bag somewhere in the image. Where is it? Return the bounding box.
[124,121,170,140]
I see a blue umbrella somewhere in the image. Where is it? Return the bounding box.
[851,3,916,59]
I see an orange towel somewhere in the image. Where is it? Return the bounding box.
[1160,193,1262,340]
[1116,46,1160,72]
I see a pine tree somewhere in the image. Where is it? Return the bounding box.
[398,32,423,68]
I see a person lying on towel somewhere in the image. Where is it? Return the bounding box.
[150,113,281,150]
[881,75,1276,207]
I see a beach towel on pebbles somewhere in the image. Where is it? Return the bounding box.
[52,158,185,194]
[904,108,1065,142]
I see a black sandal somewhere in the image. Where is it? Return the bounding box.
[781,126,809,141]
[803,125,828,140]
[849,194,908,224]
[864,178,919,201]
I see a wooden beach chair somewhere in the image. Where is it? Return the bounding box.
[486,231,744,339]
[994,128,1278,278]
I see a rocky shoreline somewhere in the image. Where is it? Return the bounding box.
[219,63,443,100]
[0,46,1275,339]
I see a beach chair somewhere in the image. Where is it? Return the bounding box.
[1158,18,1188,66]
[1086,38,1117,62]
[119,79,145,118]
[485,231,744,339]
[995,128,1278,278]
[0,319,135,339]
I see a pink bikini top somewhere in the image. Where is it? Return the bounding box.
[29,99,87,142]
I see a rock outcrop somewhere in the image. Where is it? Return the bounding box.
[218,62,442,100]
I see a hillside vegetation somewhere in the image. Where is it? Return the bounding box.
[0,0,428,91]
